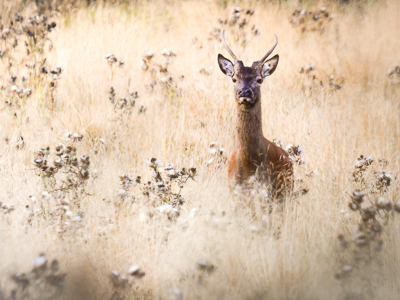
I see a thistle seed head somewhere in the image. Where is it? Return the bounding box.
[361,207,376,222]
[109,270,128,288]
[34,157,44,167]
[376,197,391,211]
[196,259,215,273]
[72,133,83,142]
[128,265,145,278]
[286,143,303,156]
[394,201,400,213]
[350,190,364,204]
[53,157,62,167]
[348,202,359,211]
[79,169,90,180]
[33,255,47,271]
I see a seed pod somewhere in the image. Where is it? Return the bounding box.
[65,146,73,154]
[128,265,145,278]
[354,233,369,247]
[371,220,382,233]
[377,170,392,188]
[33,255,47,272]
[72,133,83,142]
[394,201,400,213]
[55,148,64,156]
[189,168,197,177]
[79,169,90,180]
[342,265,352,273]
[80,155,90,169]
[148,158,159,169]
[91,169,100,179]
[117,189,128,198]
[48,166,58,176]
[40,66,49,74]
[273,139,282,148]
[361,207,376,222]
[196,259,215,273]
[376,197,392,211]
[71,176,83,186]
[348,202,359,211]
[23,88,32,97]
[106,54,118,64]
[109,271,128,288]
[71,158,78,167]
[12,273,28,287]
[36,148,45,157]
[365,156,373,165]
[350,190,364,204]
[34,157,44,167]
[286,143,302,156]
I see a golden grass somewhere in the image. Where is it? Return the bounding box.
[1,0,400,299]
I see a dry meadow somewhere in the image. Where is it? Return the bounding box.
[1,0,400,299]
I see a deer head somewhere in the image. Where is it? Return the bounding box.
[218,30,279,109]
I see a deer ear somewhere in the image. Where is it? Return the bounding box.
[261,54,279,78]
[218,54,234,77]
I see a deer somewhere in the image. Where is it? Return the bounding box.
[217,30,293,197]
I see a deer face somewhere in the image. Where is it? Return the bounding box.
[218,55,279,109]
[217,31,279,109]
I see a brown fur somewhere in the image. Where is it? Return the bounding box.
[217,49,293,196]
[228,98,293,196]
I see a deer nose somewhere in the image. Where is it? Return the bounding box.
[238,88,253,98]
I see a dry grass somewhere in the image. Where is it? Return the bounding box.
[1,0,400,299]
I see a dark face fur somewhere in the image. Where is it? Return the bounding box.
[218,54,279,110]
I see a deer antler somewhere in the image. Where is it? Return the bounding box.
[221,30,239,63]
[258,34,278,63]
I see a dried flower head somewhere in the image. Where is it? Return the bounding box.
[361,206,376,222]
[33,255,48,272]
[109,270,128,288]
[128,265,145,278]
[286,143,303,156]
[105,53,118,64]
[394,201,400,213]
[355,155,373,170]
[350,190,365,204]
[375,197,392,211]
[376,170,392,189]
[196,259,215,274]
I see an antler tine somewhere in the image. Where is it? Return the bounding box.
[221,30,239,63]
[259,34,278,63]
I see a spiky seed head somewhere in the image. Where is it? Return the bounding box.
[33,255,47,271]
[394,201,400,213]
[348,202,359,211]
[351,190,365,204]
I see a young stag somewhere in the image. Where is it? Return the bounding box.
[218,31,293,197]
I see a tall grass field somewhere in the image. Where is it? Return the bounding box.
[0,0,400,299]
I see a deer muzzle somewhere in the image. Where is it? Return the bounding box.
[238,88,255,105]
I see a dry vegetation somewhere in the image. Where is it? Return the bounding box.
[0,0,400,299]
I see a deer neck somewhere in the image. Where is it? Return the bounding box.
[236,101,266,162]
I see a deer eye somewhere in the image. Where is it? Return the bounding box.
[232,78,237,83]
[256,78,263,84]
